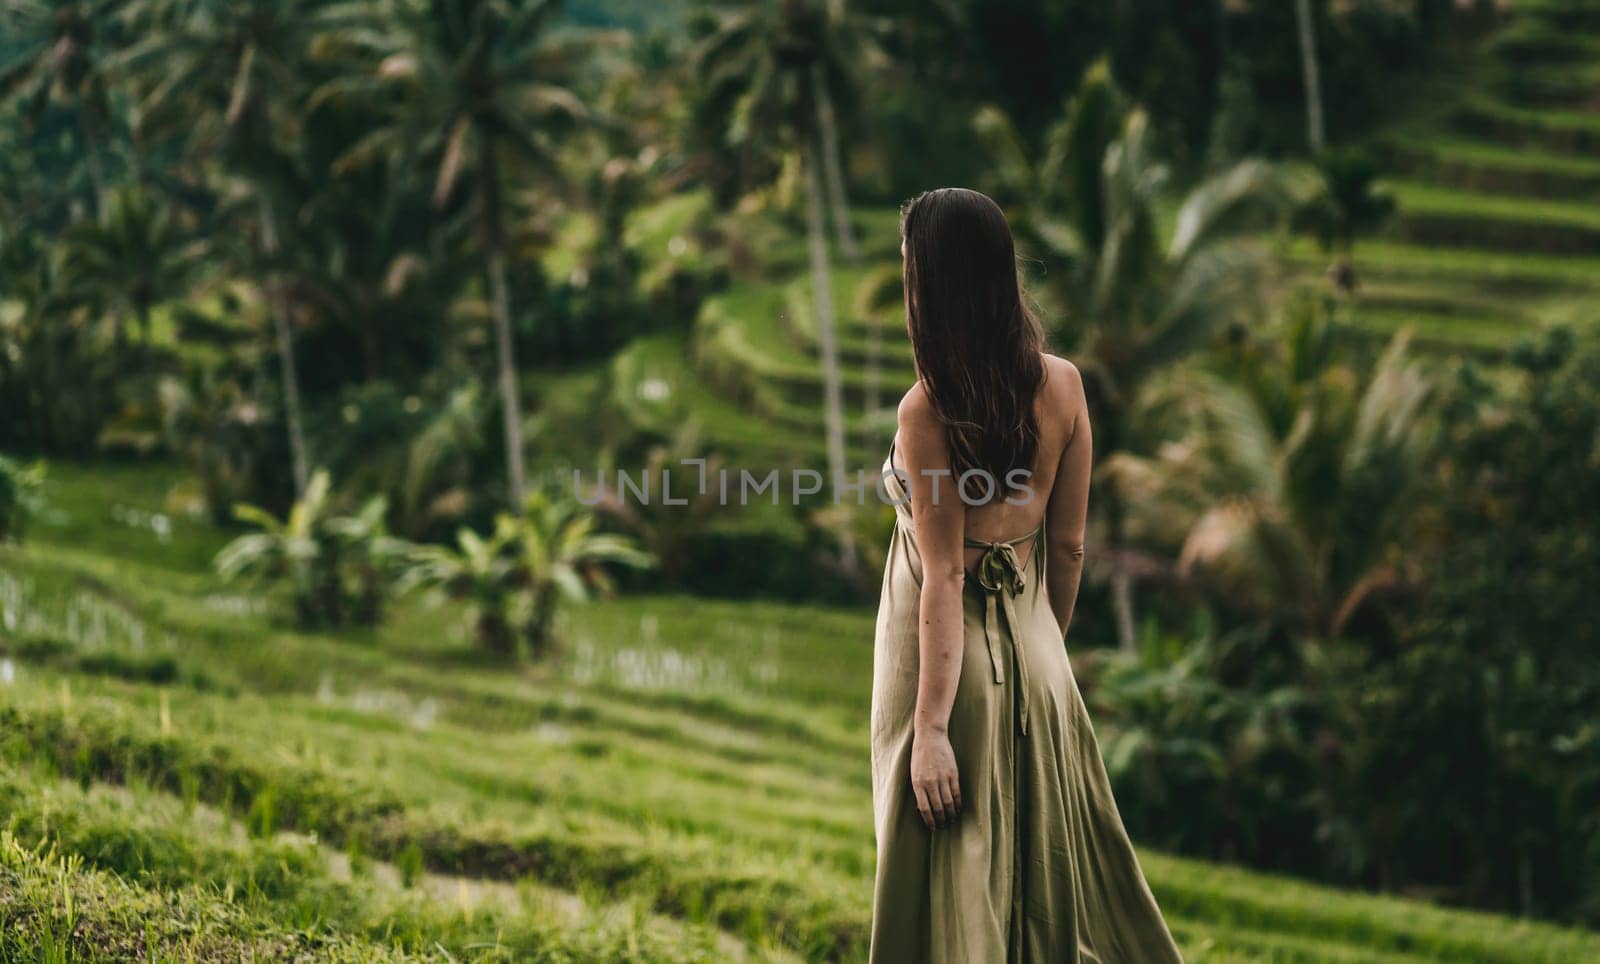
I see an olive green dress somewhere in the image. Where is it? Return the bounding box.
[869,443,1184,963]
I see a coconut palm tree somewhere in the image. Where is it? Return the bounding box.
[0,0,121,217]
[976,61,1291,651]
[117,0,327,497]
[215,469,402,627]
[517,489,653,660]
[1101,316,1436,642]
[62,183,197,350]
[691,0,885,495]
[396,514,522,656]
[316,0,594,507]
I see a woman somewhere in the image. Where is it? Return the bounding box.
[870,187,1184,963]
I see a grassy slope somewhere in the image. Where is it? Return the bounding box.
[1304,3,1600,355]
[611,5,1600,471]
[2,461,1599,961]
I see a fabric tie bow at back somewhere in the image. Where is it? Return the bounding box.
[967,536,1033,736]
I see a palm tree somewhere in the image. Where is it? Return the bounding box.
[216,469,402,627]
[1294,147,1397,294]
[396,515,522,656]
[976,62,1290,651]
[214,467,332,619]
[0,0,120,217]
[398,491,651,660]
[517,489,653,660]
[854,262,904,450]
[691,0,881,495]
[1101,316,1436,642]
[62,183,196,350]
[117,0,325,497]
[318,0,594,507]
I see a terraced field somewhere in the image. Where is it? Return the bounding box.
[604,3,1600,470]
[5,463,1600,960]
[601,198,911,468]
[1324,0,1600,353]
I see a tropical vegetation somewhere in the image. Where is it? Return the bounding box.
[4,0,1600,956]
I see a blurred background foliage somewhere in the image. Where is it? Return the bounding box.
[4,0,1600,953]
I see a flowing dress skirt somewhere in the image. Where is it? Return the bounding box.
[869,458,1185,963]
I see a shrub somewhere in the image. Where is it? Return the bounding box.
[0,455,45,543]
[398,489,654,660]
[213,470,404,628]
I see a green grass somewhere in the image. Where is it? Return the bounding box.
[609,332,874,464]
[1454,95,1600,152]
[11,11,1600,956]
[0,757,747,962]
[1386,132,1600,186]
[1388,180,1600,234]
[5,461,1600,961]
[1277,237,1600,293]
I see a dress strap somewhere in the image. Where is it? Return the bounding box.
[965,529,1037,737]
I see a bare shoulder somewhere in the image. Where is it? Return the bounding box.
[895,382,947,459]
[896,381,938,433]
[1040,353,1086,409]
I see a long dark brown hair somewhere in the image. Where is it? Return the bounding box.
[900,187,1045,503]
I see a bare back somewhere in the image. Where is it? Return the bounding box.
[893,352,1092,576]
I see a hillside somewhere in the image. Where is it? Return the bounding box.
[1282,0,1600,354]
[602,1,1600,471]
[3,462,1599,960]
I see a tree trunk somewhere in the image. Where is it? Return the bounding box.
[804,131,849,507]
[526,586,558,661]
[812,67,859,265]
[480,145,527,507]
[259,195,310,498]
[805,126,857,572]
[487,248,526,507]
[1111,568,1137,653]
[1104,489,1139,653]
[1295,0,1326,153]
[478,610,517,659]
[813,67,881,454]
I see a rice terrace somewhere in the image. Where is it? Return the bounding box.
[3,0,1600,961]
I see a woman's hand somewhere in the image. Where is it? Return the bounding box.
[910,727,962,830]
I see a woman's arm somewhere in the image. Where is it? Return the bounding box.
[1046,363,1092,639]
[896,386,965,831]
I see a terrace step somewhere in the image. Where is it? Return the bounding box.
[1383,135,1600,200]
[1453,98,1600,155]
[611,333,881,467]
[1387,180,1600,255]
[1495,63,1600,110]
[1277,237,1600,294]
[1337,303,1522,358]
[1488,23,1600,66]
[693,287,916,413]
[1519,0,1600,32]
[1352,284,1537,326]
